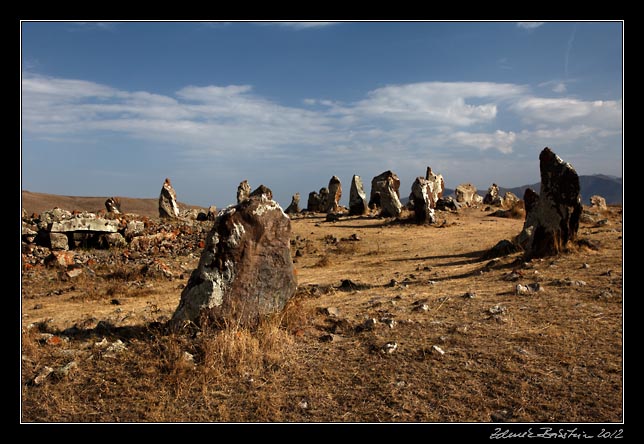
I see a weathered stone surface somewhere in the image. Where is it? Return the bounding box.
[483,183,502,206]
[410,177,436,224]
[369,171,400,209]
[435,196,461,211]
[307,190,323,212]
[124,220,145,240]
[424,167,445,201]
[318,188,329,211]
[518,147,582,258]
[502,192,520,209]
[590,195,608,210]
[45,250,76,268]
[172,186,297,327]
[285,193,301,215]
[237,180,251,204]
[159,178,180,219]
[324,176,342,213]
[380,176,403,218]
[49,232,70,250]
[99,233,127,249]
[249,184,273,200]
[349,175,368,216]
[207,205,218,221]
[105,197,122,214]
[454,183,479,206]
[50,214,120,233]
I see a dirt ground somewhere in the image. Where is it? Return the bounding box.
[20,201,623,424]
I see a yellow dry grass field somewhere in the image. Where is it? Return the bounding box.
[20,200,623,424]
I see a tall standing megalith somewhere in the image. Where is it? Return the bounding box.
[519,147,583,258]
[171,185,297,327]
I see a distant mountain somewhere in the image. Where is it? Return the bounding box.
[439,175,622,205]
[499,175,622,205]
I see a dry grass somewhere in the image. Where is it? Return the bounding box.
[21,202,623,424]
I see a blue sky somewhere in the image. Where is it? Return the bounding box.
[21,21,623,209]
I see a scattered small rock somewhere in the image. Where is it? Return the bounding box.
[491,409,512,422]
[33,366,54,385]
[431,345,445,356]
[489,305,507,315]
[324,307,340,317]
[298,399,309,410]
[381,318,396,329]
[581,263,590,269]
[382,342,398,354]
[463,291,477,299]
[516,283,544,295]
[356,318,378,332]
[319,333,335,342]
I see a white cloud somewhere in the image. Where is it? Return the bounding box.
[22,73,621,176]
[516,22,545,29]
[513,97,622,127]
[538,80,568,93]
[350,81,526,126]
[447,130,517,154]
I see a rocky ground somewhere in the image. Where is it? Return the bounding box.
[20,199,623,424]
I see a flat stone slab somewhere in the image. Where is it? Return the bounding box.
[49,217,120,233]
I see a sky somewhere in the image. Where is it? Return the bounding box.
[20,21,623,209]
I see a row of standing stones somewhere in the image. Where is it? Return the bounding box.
[22,147,608,330]
[172,146,596,329]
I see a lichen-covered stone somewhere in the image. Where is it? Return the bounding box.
[172,186,297,327]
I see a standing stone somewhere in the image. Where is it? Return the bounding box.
[380,176,403,218]
[307,190,323,212]
[519,147,582,258]
[324,176,342,213]
[318,188,329,211]
[483,184,502,206]
[369,171,401,209]
[285,193,301,215]
[424,167,445,201]
[349,175,368,216]
[454,183,479,206]
[159,178,180,219]
[105,197,122,214]
[501,191,519,209]
[590,195,608,211]
[237,180,251,204]
[410,177,436,224]
[172,185,297,327]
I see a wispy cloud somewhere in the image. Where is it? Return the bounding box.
[263,21,339,30]
[22,73,621,175]
[67,22,118,31]
[564,23,577,77]
[516,22,545,30]
[538,79,569,93]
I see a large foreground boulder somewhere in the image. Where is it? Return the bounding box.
[171,186,297,327]
[518,147,582,258]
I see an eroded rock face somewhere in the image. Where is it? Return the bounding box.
[380,176,403,218]
[237,180,251,204]
[484,184,502,206]
[324,176,342,213]
[285,193,301,215]
[171,186,297,327]
[349,175,368,216]
[455,183,479,206]
[159,178,180,219]
[307,190,323,212]
[590,195,608,211]
[424,167,445,205]
[369,171,400,210]
[518,147,582,258]
[410,177,436,224]
[105,197,122,214]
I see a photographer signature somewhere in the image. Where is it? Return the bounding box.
[490,427,623,439]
